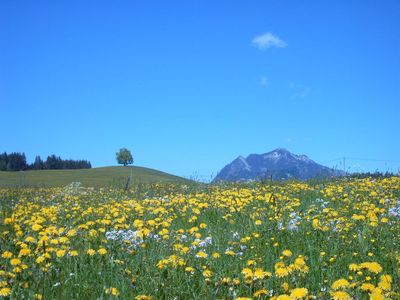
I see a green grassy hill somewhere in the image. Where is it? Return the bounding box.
[0,166,189,188]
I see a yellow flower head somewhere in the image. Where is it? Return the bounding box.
[32,224,43,232]
[331,278,350,290]
[10,258,21,266]
[98,248,107,255]
[253,289,268,297]
[378,274,392,291]
[290,288,308,299]
[330,291,351,300]
[2,251,13,259]
[56,250,66,258]
[282,249,293,257]
[359,262,382,274]
[105,287,119,296]
[135,296,152,300]
[0,287,11,297]
[86,249,96,256]
[196,251,208,258]
[275,267,289,278]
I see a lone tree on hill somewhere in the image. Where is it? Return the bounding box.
[116,148,133,166]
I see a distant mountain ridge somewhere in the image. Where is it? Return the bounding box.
[213,148,343,182]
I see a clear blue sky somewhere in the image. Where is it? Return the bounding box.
[1,0,399,180]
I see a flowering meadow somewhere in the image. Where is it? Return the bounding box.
[1,178,399,299]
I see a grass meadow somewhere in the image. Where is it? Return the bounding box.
[0,177,399,299]
[0,166,188,188]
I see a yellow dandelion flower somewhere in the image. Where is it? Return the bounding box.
[282,282,289,292]
[282,249,293,257]
[241,268,253,279]
[56,250,66,258]
[348,263,358,271]
[10,258,21,266]
[86,249,96,256]
[331,278,350,290]
[290,288,308,299]
[330,291,351,300]
[196,251,208,258]
[1,251,13,259]
[378,274,392,291]
[32,224,43,231]
[185,267,195,274]
[275,267,289,278]
[370,287,385,300]
[19,248,31,256]
[202,269,212,278]
[59,237,69,244]
[253,289,268,297]
[105,287,119,296]
[36,256,45,264]
[0,287,11,297]
[360,283,375,292]
[135,296,152,300]
[247,259,256,266]
[253,268,271,280]
[66,229,77,237]
[98,248,107,255]
[359,262,382,274]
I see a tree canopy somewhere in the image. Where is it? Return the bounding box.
[116,148,133,166]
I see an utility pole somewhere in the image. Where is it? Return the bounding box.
[124,167,133,192]
[343,157,346,174]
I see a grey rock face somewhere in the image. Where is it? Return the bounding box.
[213,148,343,182]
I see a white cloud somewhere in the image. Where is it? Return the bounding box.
[284,138,293,143]
[289,82,311,99]
[252,32,287,50]
[260,76,269,87]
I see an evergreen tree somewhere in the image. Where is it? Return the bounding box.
[33,155,44,170]
[1,152,91,171]
[6,152,27,171]
[0,152,8,171]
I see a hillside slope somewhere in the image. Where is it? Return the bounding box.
[0,166,188,187]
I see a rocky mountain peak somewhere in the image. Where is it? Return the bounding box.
[213,149,343,182]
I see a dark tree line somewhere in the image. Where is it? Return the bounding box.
[348,171,397,179]
[0,152,91,171]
